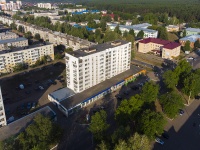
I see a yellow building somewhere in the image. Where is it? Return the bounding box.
[138,38,181,59]
[166,25,179,32]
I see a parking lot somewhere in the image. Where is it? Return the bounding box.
[0,62,66,121]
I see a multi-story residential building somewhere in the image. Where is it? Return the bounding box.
[138,38,181,59]
[65,40,131,93]
[107,23,158,38]
[0,43,54,73]
[65,8,86,13]
[0,16,96,50]
[33,12,59,18]
[166,25,179,32]
[0,87,6,127]
[37,3,52,9]
[179,35,200,48]
[185,28,200,36]
[0,31,18,40]
[0,37,28,51]
[0,0,22,11]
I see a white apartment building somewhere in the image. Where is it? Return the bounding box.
[0,31,18,40]
[0,37,28,50]
[0,87,6,127]
[37,3,52,9]
[65,40,131,93]
[107,23,158,38]
[0,43,54,73]
[65,8,86,13]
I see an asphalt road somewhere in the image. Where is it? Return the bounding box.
[132,59,154,68]
[153,100,200,150]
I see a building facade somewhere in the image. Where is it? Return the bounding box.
[0,31,18,40]
[185,28,200,36]
[138,38,181,59]
[37,3,52,9]
[0,86,6,127]
[179,35,200,48]
[65,40,131,93]
[166,25,179,32]
[0,0,22,11]
[0,43,54,73]
[0,37,28,51]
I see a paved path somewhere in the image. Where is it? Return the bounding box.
[153,99,200,150]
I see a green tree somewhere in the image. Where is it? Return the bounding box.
[158,27,168,40]
[114,140,129,150]
[182,30,186,37]
[111,125,130,144]
[114,25,121,35]
[13,63,26,72]
[162,70,179,89]
[128,133,151,150]
[184,41,191,51]
[104,30,121,42]
[137,30,144,38]
[115,96,143,125]
[88,110,109,141]
[124,34,135,47]
[18,25,24,33]
[140,82,159,103]
[194,40,200,48]
[17,114,62,150]
[96,141,110,150]
[138,109,166,139]
[129,29,135,37]
[160,91,184,118]
[24,31,32,39]
[34,33,41,40]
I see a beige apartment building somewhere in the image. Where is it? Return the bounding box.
[0,43,54,73]
[0,37,28,51]
[166,25,179,32]
[0,31,18,40]
[138,38,181,59]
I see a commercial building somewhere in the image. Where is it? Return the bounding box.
[138,38,181,59]
[0,43,54,73]
[185,28,200,36]
[0,31,18,40]
[179,35,200,48]
[37,3,52,9]
[0,87,6,127]
[65,40,131,93]
[0,37,28,51]
[48,66,145,117]
[107,23,158,38]
[166,25,179,32]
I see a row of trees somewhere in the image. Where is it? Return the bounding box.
[1,114,63,150]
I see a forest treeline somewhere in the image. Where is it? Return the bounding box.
[81,0,200,22]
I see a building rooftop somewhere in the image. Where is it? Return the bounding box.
[0,31,16,36]
[0,106,56,141]
[49,88,75,102]
[0,42,52,55]
[60,66,143,110]
[185,28,200,33]
[140,38,180,49]
[166,25,179,28]
[68,40,130,58]
[179,35,200,43]
[0,37,27,44]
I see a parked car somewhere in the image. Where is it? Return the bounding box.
[155,137,164,145]
[131,85,139,90]
[32,102,36,108]
[116,95,123,100]
[187,56,194,60]
[179,109,184,116]
[38,86,44,90]
[27,102,32,109]
[162,132,169,139]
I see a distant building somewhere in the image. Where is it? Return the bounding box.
[0,31,18,40]
[138,38,181,59]
[65,40,131,93]
[65,8,86,13]
[0,37,28,50]
[0,43,54,73]
[0,0,22,11]
[102,13,120,21]
[125,20,132,26]
[166,25,179,32]
[185,28,200,36]
[107,23,158,38]
[0,86,6,127]
[179,35,200,48]
[37,3,52,9]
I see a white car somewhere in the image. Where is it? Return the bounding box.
[38,86,44,90]
[155,137,164,145]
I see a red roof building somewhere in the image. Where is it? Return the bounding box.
[138,38,181,59]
